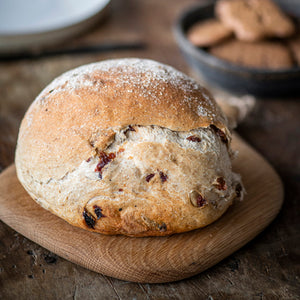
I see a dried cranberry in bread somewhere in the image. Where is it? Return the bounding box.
[15,58,243,237]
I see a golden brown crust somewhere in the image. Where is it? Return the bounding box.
[15,58,242,237]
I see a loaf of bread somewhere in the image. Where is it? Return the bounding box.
[15,58,243,237]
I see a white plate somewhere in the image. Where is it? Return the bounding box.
[0,0,110,53]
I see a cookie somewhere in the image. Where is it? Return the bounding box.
[187,19,232,47]
[210,39,293,69]
[216,0,295,41]
[15,58,243,237]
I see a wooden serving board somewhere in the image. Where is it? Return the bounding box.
[0,133,283,283]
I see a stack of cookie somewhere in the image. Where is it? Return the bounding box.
[187,0,299,70]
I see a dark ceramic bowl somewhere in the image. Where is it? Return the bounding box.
[174,1,300,97]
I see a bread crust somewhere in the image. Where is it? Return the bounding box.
[15,58,242,236]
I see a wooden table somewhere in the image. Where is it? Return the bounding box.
[0,0,299,298]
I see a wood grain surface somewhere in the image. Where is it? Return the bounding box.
[0,134,283,283]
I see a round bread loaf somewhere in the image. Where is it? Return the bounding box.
[15,58,243,237]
